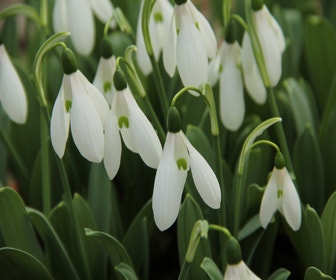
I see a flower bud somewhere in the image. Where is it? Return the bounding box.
[251,0,264,11]
[274,151,285,170]
[167,106,181,133]
[113,69,127,91]
[226,236,242,265]
[100,37,113,59]
[62,48,78,75]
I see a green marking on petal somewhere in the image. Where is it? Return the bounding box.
[219,64,223,73]
[278,190,283,199]
[118,116,129,128]
[154,12,163,23]
[176,28,180,35]
[176,158,188,171]
[195,21,200,31]
[104,82,112,93]
[65,100,72,112]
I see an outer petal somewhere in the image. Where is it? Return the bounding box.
[50,77,70,158]
[184,135,221,209]
[280,168,302,231]
[224,261,261,280]
[219,42,244,131]
[207,45,222,86]
[103,108,122,180]
[68,0,95,55]
[69,73,104,162]
[88,0,114,25]
[125,90,162,168]
[53,0,67,32]
[259,168,279,228]
[176,4,208,87]
[0,46,28,124]
[241,32,266,104]
[162,13,177,77]
[152,133,187,231]
[155,0,174,50]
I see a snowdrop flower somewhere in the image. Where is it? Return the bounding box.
[53,0,115,56]
[224,236,261,280]
[208,22,244,131]
[152,107,221,231]
[242,1,285,104]
[103,70,162,180]
[260,152,302,231]
[136,0,173,75]
[0,43,27,124]
[50,48,109,162]
[163,0,217,88]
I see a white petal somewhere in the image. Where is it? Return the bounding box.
[219,42,245,131]
[88,0,114,25]
[187,1,217,59]
[125,90,162,168]
[69,73,104,162]
[103,109,122,180]
[259,168,279,228]
[53,0,67,32]
[155,0,174,50]
[241,32,266,104]
[0,45,28,124]
[162,13,177,77]
[50,77,70,158]
[68,0,95,55]
[184,135,221,209]
[280,168,302,231]
[176,5,208,87]
[152,133,187,231]
[207,45,222,86]
[224,261,261,280]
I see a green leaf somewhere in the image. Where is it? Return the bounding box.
[200,257,223,280]
[267,268,291,280]
[0,4,40,25]
[293,126,325,213]
[27,208,79,280]
[85,228,135,269]
[304,267,334,280]
[115,263,139,280]
[321,192,336,275]
[177,194,212,280]
[238,214,261,241]
[0,247,52,279]
[0,187,42,260]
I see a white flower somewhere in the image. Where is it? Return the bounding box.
[163,0,217,87]
[50,70,109,162]
[242,4,285,104]
[208,41,244,131]
[136,0,173,75]
[0,44,27,124]
[53,0,115,55]
[224,260,261,280]
[152,130,221,231]
[260,166,302,231]
[103,85,162,180]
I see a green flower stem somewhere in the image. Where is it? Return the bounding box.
[267,87,295,179]
[171,86,201,106]
[209,224,232,238]
[178,261,191,280]
[249,140,280,152]
[40,0,48,31]
[222,0,232,28]
[231,14,248,31]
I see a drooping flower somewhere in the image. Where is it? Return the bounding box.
[103,70,162,180]
[50,48,109,162]
[224,237,261,280]
[0,43,27,124]
[136,0,173,75]
[259,152,302,231]
[152,107,221,231]
[242,2,285,104]
[162,0,217,87]
[53,0,115,56]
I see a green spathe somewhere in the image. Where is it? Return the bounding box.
[167,106,181,133]
[113,70,127,91]
[62,48,78,75]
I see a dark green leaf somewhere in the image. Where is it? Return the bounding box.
[304,267,334,280]
[115,263,139,280]
[200,257,223,280]
[267,268,291,280]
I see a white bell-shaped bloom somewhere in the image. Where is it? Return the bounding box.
[103,86,162,180]
[208,41,244,131]
[136,0,173,75]
[0,44,27,124]
[242,4,285,104]
[50,71,109,162]
[162,0,217,87]
[224,260,261,280]
[260,166,302,231]
[53,0,115,55]
[152,130,221,231]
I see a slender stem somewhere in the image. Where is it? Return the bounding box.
[171,86,201,106]
[208,224,232,238]
[233,169,245,237]
[178,261,191,280]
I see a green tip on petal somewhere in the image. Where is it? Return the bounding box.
[167,106,181,133]
[225,19,237,44]
[118,116,129,129]
[177,158,188,170]
[251,0,264,11]
[100,37,113,59]
[226,237,242,265]
[113,70,128,91]
[62,48,78,74]
[175,0,187,5]
[274,151,285,170]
